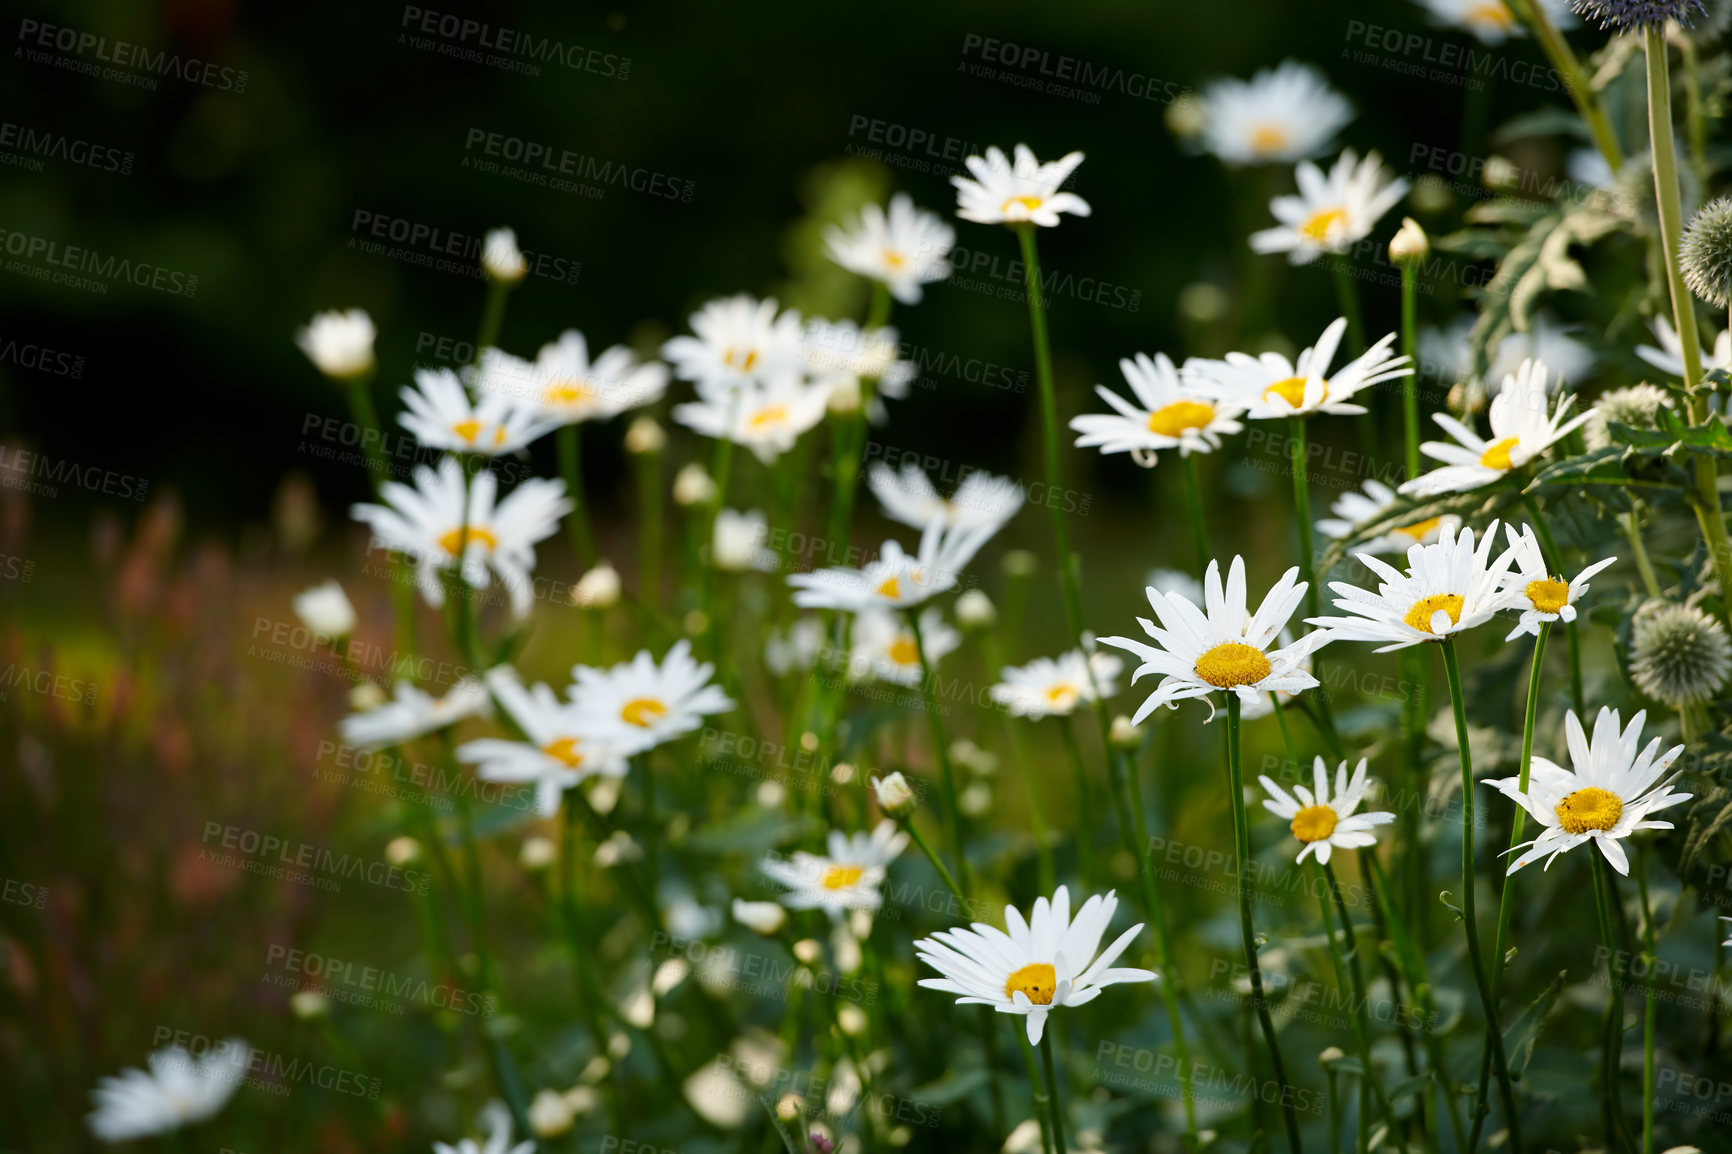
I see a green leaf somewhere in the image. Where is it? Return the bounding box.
[1503,972,1565,1077]
[760,1095,804,1153]
[1523,446,1630,487]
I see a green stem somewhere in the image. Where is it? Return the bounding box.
[1508,0,1623,173]
[696,395,740,652]
[558,424,598,568]
[1398,646,1427,943]
[1018,1028,1056,1154]
[1322,861,1411,1154]
[1622,507,1662,601]
[1330,260,1366,355]
[1014,226,1088,650]
[1442,640,1523,1154]
[1400,261,1421,481]
[1058,716,1099,888]
[1181,454,1210,575]
[904,820,965,910]
[475,281,508,359]
[1291,417,1319,624]
[1039,1032,1069,1154]
[1636,846,1657,1154]
[1311,863,1364,1154]
[908,609,969,890]
[1591,852,1631,1150]
[636,442,664,608]
[982,632,1056,893]
[1226,696,1304,1154]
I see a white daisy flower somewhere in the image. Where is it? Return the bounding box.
[866,460,1022,536]
[1635,315,1732,381]
[1099,556,1320,723]
[1418,313,1596,394]
[476,334,667,426]
[397,368,551,456]
[87,1040,251,1142]
[1251,150,1410,266]
[824,193,955,304]
[1417,0,1575,43]
[1307,520,1520,652]
[788,519,998,614]
[765,617,827,677]
[672,373,831,465]
[712,508,777,572]
[802,319,916,422]
[1499,524,1617,640]
[296,309,375,380]
[569,639,734,747]
[435,1101,535,1154]
[914,885,1157,1045]
[1487,707,1690,875]
[661,295,806,392]
[482,229,527,284]
[990,650,1123,719]
[456,668,649,816]
[1069,352,1245,459]
[1191,317,1411,420]
[350,456,571,618]
[952,144,1091,227]
[1315,479,1462,555]
[1237,628,1313,721]
[760,821,909,917]
[1258,758,1396,865]
[293,579,357,637]
[1197,61,1354,166]
[1399,359,1590,497]
[339,678,490,750]
[1147,568,1205,608]
[847,607,960,685]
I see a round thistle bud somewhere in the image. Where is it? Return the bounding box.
[1571,0,1705,29]
[1680,197,1732,307]
[1584,383,1672,450]
[954,589,997,629]
[1388,217,1429,263]
[871,771,917,819]
[1630,600,1732,707]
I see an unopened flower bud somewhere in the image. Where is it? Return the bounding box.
[529,1088,575,1138]
[295,580,357,637]
[1165,92,1205,139]
[954,589,996,630]
[624,416,666,455]
[519,835,557,872]
[296,309,375,381]
[349,682,388,712]
[482,227,527,284]
[385,836,421,866]
[673,463,717,506]
[871,771,917,819]
[290,990,330,1020]
[1002,549,1038,578]
[1388,217,1428,263]
[732,899,788,935]
[1109,715,1144,750]
[572,563,621,610]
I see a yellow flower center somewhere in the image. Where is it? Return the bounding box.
[1299,208,1347,242]
[542,737,585,768]
[1555,786,1624,835]
[1250,124,1288,155]
[1479,436,1519,470]
[1403,593,1464,634]
[887,636,920,666]
[883,249,907,270]
[1194,641,1273,689]
[621,697,669,728]
[722,347,760,372]
[822,865,865,890]
[1290,804,1339,843]
[748,405,788,430]
[543,379,595,407]
[1264,376,1314,409]
[452,419,483,443]
[1394,516,1443,541]
[874,575,902,600]
[1146,400,1217,438]
[1002,195,1045,214]
[436,525,499,556]
[1525,577,1571,615]
[1045,684,1081,709]
[1467,1,1516,29]
[1004,962,1058,1006]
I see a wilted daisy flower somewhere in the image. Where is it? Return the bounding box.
[1197,61,1354,166]
[1069,352,1244,459]
[788,520,998,614]
[350,456,571,617]
[339,677,490,749]
[480,333,667,426]
[570,640,735,746]
[1570,0,1706,31]
[1258,758,1395,864]
[1400,359,1589,496]
[990,650,1124,718]
[1192,317,1411,419]
[435,1101,535,1154]
[1418,0,1575,41]
[1584,383,1674,450]
[765,617,826,676]
[293,579,357,637]
[87,1039,252,1142]
[1500,524,1616,640]
[662,295,806,391]
[1680,196,1732,306]
[1635,315,1732,380]
[867,460,1022,535]
[802,320,916,421]
[914,885,1157,1044]
[457,669,649,816]
[398,368,551,455]
[1489,707,1690,874]
[846,607,959,684]
[712,508,777,572]
[296,309,375,380]
[760,821,909,916]
[1630,601,1732,707]
[952,144,1091,227]
[1250,150,1410,265]
[672,373,830,464]
[1419,313,1596,393]
[1100,556,1319,722]
[824,193,955,304]
[1308,521,1520,652]
[1315,479,1461,554]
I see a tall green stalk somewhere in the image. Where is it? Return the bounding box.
[1322,860,1410,1154]
[1636,846,1658,1154]
[1225,696,1304,1154]
[1591,853,1632,1149]
[1182,454,1210,575]
[1039,1033,1069,1154]
[557,423,598,568]
[908,609,969,889]
[1058,716,1100,888]
[1330,260,1365,355]
[1441,640,1523,1154]
[1400,261,1421,481]
[1508,0,1623,172]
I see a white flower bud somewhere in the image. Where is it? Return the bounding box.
[349,682,388,712]
[290,990,330,1020]
[529,1089,575,1138]
[673,463,718,506]
[571,563,621,610]
[792,938,822,964]
[871,771,917,819]
[624,415,666,454]
[959,781,992,817]
[954,589,996,629]
[384,836,420,866]
[294,579,357,637]
[1109,715,1144,750]
[1388,216,1428,263]
[519,835,557,872]
[296,309,375,381]
[732,899,787,935]
[482,227,527,283]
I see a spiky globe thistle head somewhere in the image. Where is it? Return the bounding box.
[1630,600,1732,707]
[1571,0,1705,28]
[1585,383,1673,449]
[1680,197,1732,307]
